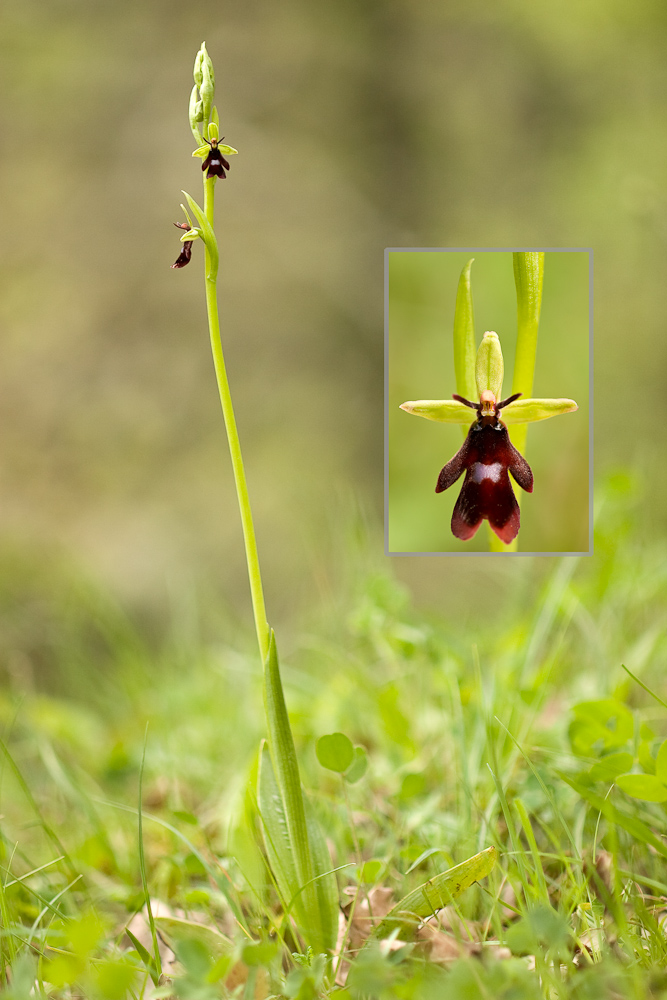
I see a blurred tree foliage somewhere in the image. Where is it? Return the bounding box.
[0,0,665,623]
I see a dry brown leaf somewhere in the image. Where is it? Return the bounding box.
[342,885,395,951]
[225,963,269,998]
[415,923,480,964]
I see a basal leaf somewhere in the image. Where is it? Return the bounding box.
[257,742,301,922]
[153,916,231,960]
[372,846,497,940]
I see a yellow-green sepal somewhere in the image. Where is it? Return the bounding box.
[399,400,472,424]
[192,143,238,158]
[475,331,504,400]
[501,397,578,425]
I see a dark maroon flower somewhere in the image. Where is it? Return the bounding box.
[436,392,533,544]
[171,221,193,269]
[202,137,231,180]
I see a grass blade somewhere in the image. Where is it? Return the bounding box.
[138,732,161,983]
[125,928,160,986]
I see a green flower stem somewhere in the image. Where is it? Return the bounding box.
[199,173,328,953]
[490,251,544,552]
[202,176,270,662]
[510,252,544,457]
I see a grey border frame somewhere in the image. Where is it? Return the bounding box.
[384,246,594,558]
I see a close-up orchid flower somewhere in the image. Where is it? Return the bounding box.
[401,330,577,544]
[389,251,589,554]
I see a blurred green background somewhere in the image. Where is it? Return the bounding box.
[1,0,667,638]
[388,251,589,553]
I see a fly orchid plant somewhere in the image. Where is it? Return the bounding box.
[400,255,578,551]
[166,46,500,977]
[170,44,339,958]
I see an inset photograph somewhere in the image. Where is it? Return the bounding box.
[386,249,591,555]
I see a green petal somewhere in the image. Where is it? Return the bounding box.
[217,144,238,155]
[192,145,210,158]
[501,398,578,425]
[475,331,504,400]
[399,400,472,424]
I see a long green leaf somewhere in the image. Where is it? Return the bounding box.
[372,846,497,940]
[263,631,323,950]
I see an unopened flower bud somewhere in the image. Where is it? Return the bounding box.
[193,48,204,88]
[199,43,215,127]
[189,85,203,145]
